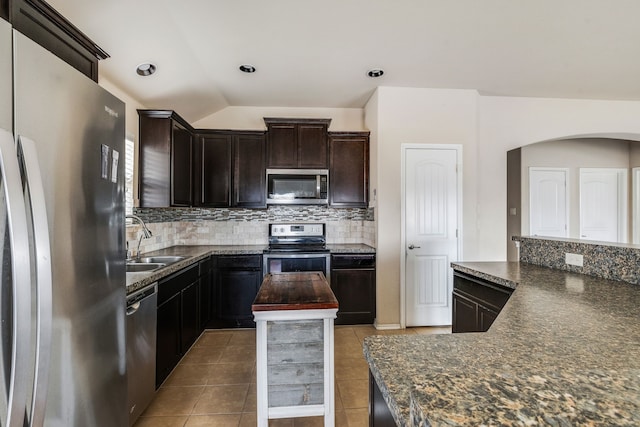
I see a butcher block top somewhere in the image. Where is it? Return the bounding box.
[252,272,338,311]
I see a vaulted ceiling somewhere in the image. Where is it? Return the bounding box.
[48,0,640,122]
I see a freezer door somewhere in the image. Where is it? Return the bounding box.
[13,30,127,426]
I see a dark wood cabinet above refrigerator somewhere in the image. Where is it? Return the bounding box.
[5,0,108,82]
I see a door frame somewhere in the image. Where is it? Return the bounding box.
[400,144,462,329]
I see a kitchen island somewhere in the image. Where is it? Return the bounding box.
[365,262,640,426]
[252,272,338,427]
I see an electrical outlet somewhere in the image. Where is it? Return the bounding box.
[565,253,584,267]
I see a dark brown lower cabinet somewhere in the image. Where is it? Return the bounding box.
[331,254,376,325]
[369,370,396,427]
[452,272,513,333]
[156,293,181,389]
[198,257,213,330]
[181,281,200,351]
[213,255,262,328]
[155,264,199,388]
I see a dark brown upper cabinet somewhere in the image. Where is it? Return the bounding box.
[194,130,266,209]
[138,110,194,207]
[329,132,370,207]
[194,133,232,207]
[265,118,331,169]
[9,0,108,81]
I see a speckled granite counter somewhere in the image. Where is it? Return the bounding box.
[126,243,375,294]
[364,262,640,426]
[126,245,267,294]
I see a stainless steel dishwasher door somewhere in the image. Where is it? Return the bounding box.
[126,282,158,426]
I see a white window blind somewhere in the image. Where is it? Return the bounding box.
[125,138,135,215]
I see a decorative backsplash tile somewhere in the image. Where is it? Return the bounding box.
[133,205,374,223]
[514,236,640,285]
[127,206,376,256]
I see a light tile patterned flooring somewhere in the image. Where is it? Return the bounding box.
[135,325,451,427]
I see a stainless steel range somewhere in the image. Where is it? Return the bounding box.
[263,223,331,282]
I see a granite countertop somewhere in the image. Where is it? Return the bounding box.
[364,262,640,426]
[126,243,376,294]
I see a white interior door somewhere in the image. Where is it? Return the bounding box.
[404,147,459,327]
[529,168,569,238]
[580,168,628,243]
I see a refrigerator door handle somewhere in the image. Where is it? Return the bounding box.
[0,129,31,427]
[17,135,52,427]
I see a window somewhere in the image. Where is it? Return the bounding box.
[125,138,135,215]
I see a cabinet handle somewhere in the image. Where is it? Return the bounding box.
[408,244,421,250]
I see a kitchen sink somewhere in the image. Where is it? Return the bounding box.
[136,256,188,264]
[126,263,166,273]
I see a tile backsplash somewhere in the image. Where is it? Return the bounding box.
[127,206,376,256]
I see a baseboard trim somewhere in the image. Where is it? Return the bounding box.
[373,321,402,330]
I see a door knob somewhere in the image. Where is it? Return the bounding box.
[408,244,421,250]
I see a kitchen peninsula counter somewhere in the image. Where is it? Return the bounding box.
[125,243,375,294]
[364,262,640,426]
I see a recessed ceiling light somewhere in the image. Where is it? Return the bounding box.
[239,64,256,73]
[367,68,384,78]
[136,62,156,76]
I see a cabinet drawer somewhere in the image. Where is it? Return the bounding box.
[331,254,375,269]
[453,272,512,312]
[217,255,261,269]
[158,264,198,305]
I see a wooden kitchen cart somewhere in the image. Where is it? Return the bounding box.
[252,272,338,427]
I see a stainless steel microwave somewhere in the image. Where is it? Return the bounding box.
[266,169,329,205]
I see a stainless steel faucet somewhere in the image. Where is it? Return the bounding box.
[126,214,153,258]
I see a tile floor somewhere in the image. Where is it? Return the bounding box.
[135,325,451,427]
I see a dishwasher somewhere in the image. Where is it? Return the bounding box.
[126,282,158,426]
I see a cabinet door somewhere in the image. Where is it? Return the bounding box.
[199,271,212,330]
[218,270,261,325]
[156,293,181,388]
[267,123,297,168]
[298,124,327,168]
[329,134,369,207]
[181,280,200,352]
[452,291,479,333]
[171,122,193,206]
[478,305,499,332]
[331,268,376,325]
[370,370,397,427]
[139,116,171,207]
[196,134,231,207]
[233,133,266,207]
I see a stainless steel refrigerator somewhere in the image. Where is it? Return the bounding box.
[0,18,127,427]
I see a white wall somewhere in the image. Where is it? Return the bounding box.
[368,90,640,327]
[366,87,479,326]
[477,96,640,261]
[521,138,633,239]
[193,106,365,131]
